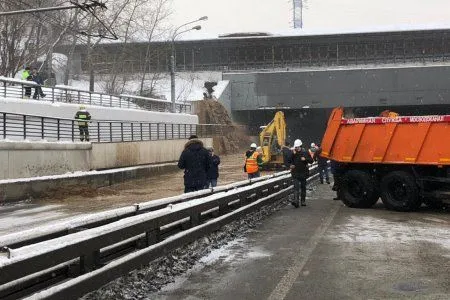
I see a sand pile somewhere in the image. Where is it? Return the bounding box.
[195,99,249,154]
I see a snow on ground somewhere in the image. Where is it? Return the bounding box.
[0,204,68,236]
[69,71,225,102]
[81,195,291,300]
[327,215,450,252]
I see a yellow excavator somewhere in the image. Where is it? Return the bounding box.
[259,111,287,169]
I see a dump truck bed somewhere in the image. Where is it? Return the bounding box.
[320,107,450,166]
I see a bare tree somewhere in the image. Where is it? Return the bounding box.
[138,0,172,96]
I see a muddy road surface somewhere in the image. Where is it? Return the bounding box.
[0,152,258,234]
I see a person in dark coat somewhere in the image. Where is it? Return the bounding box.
[315,146,330,184]
[281,141,292,169]
[290,139,314,207]
[330,160,345,200]
[178,135,211,193]
[206,147,220,188]
[31,68,46,99]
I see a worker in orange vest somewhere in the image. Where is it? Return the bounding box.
[244,143,263,179]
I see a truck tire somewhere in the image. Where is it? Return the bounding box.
[341,170,380,208]
[380,171,421,211]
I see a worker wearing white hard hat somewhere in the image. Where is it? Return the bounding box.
[245,143,263,179]
[289,138,313,207]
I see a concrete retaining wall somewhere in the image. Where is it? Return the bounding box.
[0,141,91,180]
[91,139,213,170]
[0,163,179,203]
[0,138,212,180]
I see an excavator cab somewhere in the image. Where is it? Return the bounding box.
[259,111,287,169]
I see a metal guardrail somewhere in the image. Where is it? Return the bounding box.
[0,167,319,300]
[0,77,191,114]
[0,111,233,142]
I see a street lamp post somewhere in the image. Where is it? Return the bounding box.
[170,16,207,113]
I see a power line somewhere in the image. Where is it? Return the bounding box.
[0,1,117,40]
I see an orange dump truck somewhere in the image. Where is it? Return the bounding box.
[321,107,450,211]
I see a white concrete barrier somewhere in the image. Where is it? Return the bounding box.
[0,138,212,180]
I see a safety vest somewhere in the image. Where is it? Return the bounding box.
[76,112,89,126]
[245,151,259,174]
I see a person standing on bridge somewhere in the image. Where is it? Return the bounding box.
[290,139,313,207]
[245,143,263,179]
[74,105,91,142]
[178,135,211,193]
[22,66,32,98]
[31,68,46,99]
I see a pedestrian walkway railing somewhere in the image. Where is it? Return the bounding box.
[0,111,236,143]
[0,77,191,114]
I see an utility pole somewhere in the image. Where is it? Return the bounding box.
[293,0,304,29]
[170,16,208,113]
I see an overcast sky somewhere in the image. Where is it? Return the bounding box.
[170,0,450,39]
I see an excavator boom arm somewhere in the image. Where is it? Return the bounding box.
[259,111,286,163]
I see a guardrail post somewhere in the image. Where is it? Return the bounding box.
[145,229,160,246]
[89,92,92,105]
[100,94,103,106]
[149,123,152,140]
[121,122,124,141]
[41,117,44,140]
[110,95,113,107]
[97,122,100,142]
[80,250,100,274]
[157,123,160,140]
[2,113,5,139]
[23,115,26,139]
[110,122,113,142]
[184,124,187,138]
[57,119,60,140]
[131,123,134,141]
[189,209,202,228]
[77,91,81,104]
[51,88,55,103]
[140,123,143,141]
[164,124,167,140]
[119,96,122,108]
[72,120,75,141]
[178,124,181,139]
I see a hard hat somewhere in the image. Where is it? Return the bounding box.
[250,143,257,149]
[294,139,302,147]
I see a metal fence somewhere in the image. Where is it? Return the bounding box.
[0,111,232,143]
[0,77,191,114]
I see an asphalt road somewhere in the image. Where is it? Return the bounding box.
[152,184,450,300]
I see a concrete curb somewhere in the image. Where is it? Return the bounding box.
[0,163,178,204]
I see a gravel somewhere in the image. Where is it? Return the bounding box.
[81,194,296,300]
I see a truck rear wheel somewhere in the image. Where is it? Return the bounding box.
[380,171,421,212]
[341,170,380,208]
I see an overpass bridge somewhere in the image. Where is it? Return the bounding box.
[62,27,450,145]
[65,27,450,74]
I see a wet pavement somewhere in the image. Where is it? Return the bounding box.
[150,184,450,300]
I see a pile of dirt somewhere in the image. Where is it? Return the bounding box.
[195,99,250,154]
